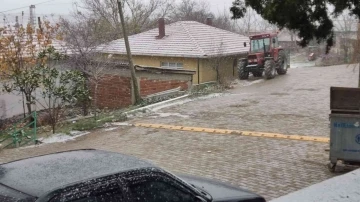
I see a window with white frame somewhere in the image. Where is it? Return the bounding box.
[161,62,184,69]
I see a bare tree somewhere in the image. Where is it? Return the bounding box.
[212,9,237,32]
[169,0,236,32]
[60,16,120,115]
[75,0,171,37]
[207,40,232,86]
[125,0,172,34]
[235,7,259,35]
[351,20,360,87]
[234,7,277,36]
[334,12,358,63]
[169,0,213,23]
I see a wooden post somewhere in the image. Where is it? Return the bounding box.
[117,0,141,104]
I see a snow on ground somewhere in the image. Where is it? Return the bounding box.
[151,93,227,112]
[41,131,90,144]
[104,127,119,131]
[112,122,132,126]
[154,112,190,118]
[232,79,265,87]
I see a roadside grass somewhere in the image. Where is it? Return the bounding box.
[1,87,212,145]
[57,112,128,134]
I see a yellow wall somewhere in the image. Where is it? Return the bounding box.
[200,56,238,83]
[112,55,200,84]
[111,54,241,84]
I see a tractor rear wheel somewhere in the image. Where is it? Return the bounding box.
[264,59,276,80]
[238,60,249,80]
[277,50,288,75]
[252,71,263,77]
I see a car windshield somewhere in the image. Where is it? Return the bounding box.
[251,38,270,53]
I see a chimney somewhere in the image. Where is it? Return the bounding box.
[157,18,165,39]
[206,17,213,26]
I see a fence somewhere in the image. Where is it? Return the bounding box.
[0,111,37,149]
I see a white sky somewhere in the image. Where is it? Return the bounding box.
[0,0,235,23]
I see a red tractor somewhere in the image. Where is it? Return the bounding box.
[238,33,289,80]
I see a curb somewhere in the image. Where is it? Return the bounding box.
[134,123,330,143]
[124,94,190,117]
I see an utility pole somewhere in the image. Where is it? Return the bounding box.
[116,0,141,104]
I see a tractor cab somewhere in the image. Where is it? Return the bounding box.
[248,33,279,63]
[238,33,288,80]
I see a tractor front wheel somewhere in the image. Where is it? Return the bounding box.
[264,59,276,80]
[238,60,249,80]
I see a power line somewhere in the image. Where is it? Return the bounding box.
[0,0,58,14]
[40,3,74,6]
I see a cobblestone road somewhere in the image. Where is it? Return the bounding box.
[0,65,357,200]
[0,126,334,200]
[141,65,358,137]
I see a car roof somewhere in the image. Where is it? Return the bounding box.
[0,149,155,197]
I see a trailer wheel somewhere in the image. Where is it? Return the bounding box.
[264,59,276,79]
[238,60,249,80]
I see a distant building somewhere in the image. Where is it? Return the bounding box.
[277,29,301,52]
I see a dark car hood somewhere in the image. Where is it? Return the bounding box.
[178,174,265,202]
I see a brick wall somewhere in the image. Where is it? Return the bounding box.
[140,78,189,97]
[91,75,132,109]
[90,66,194,109]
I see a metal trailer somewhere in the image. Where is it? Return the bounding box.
[329,87,360,172]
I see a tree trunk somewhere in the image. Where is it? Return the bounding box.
[22,92,26,118]
[117,0,142,105]
[94,82,98,120]
[82,73,90,116]
[52,122,56,134]
[25,94,32,116]
[216,67,221,84]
